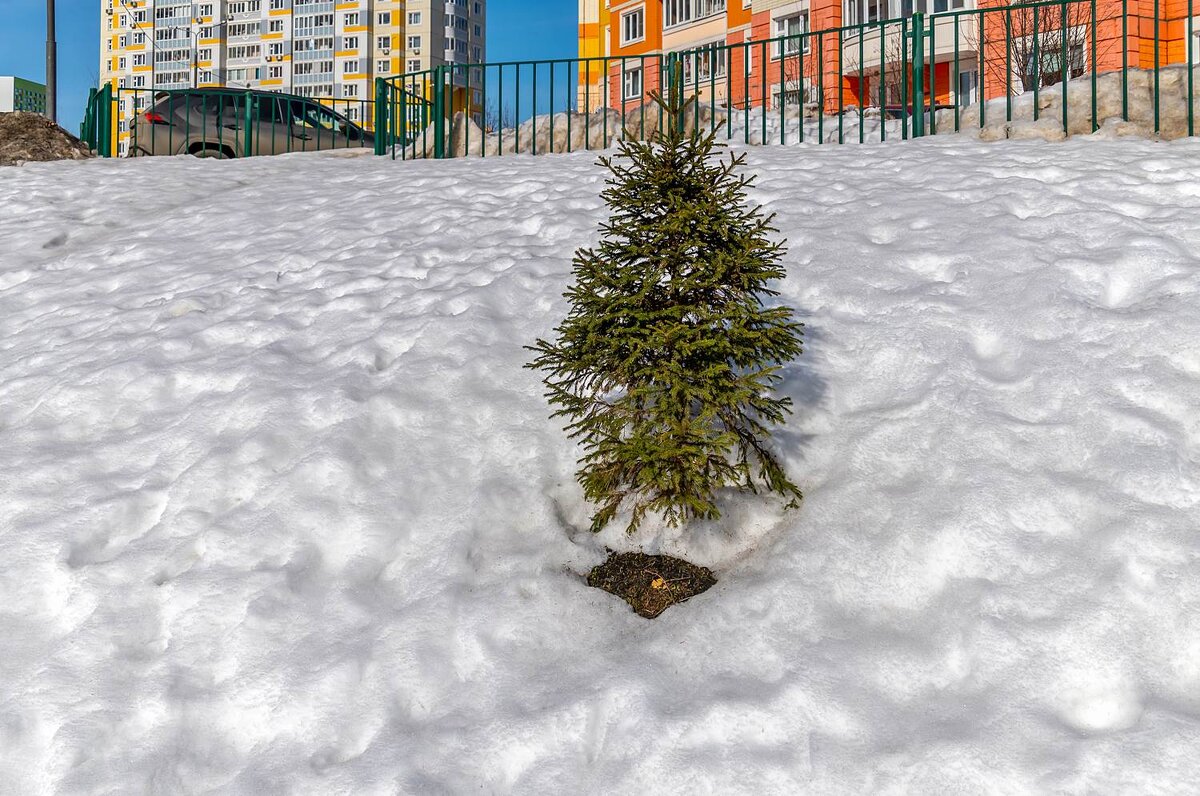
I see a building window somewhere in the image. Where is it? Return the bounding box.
[623,66,643,99]
[958,70,977,103]
[377,59,390,72]
[343,36,360,50]
[408,59,422,71]
[773,12,809,57]
[663,0,725,28]
[679,43,727,83]
[407,35,421,49]
[378,11,391,24]
[408,11,421,24]
[1022,37,1086,88]
[621,8,645,44]
[343,59,360,73]
[344,83,358,97]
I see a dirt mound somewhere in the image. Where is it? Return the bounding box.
[587,551,717,619]
[0,112,94,167]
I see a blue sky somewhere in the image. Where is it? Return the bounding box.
[0,0,578,132]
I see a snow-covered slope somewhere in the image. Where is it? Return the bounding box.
[2,139,1199,794]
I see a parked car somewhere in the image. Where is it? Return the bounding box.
[131,88,374,158]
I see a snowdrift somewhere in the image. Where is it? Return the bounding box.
[1,137,1199,793]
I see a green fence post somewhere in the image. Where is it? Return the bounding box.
[911,12,925,138]
[374,78,388,156]
[433,66,447,159]
[98,84,113,157]
[243,90,253,157]
[1154,0,1160,134]
[82,87,96,149]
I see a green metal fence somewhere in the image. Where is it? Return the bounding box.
[80,0,1196,162]
[378,0,1196,159]
[82,86,383,159]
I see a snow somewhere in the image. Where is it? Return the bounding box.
[2,136,1200,793]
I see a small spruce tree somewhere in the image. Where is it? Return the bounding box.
[528,96,804,534]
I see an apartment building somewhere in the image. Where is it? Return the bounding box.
[581,0,1200,115]
[100,0,485,154]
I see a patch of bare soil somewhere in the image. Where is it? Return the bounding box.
[0,112,94,166]
[586,551,717,619]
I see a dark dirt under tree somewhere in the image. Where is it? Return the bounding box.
[586,551,717,619]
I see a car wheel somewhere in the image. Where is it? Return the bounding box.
[193,147,231,159]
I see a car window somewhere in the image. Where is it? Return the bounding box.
[254,95,290,124]
[202,94,244,117]
[288,101,359,139]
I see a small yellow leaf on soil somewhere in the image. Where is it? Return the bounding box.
[650,577,666,589]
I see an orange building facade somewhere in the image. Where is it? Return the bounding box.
[578,0,1199,115]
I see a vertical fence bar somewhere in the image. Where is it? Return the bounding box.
[760,40,768,144]
[979,10,986,128]
[726,46,734,140]
[929,15,937,135]
[859,23,865,143]
[604,58,611,149]
[1122,0,1129,120]
[1154,0,1161,134]
[532,62,538,156]
[217,92,225,158]
[1190,0,1196,137]
[1061,0,1069,135]
[954,15,961,131]
[375,78,386,155]
[780,38,787,144]
[243,90,253,158]
[837,28,845,144]
[132,91,140,157]
[901,17,909,139]
[435,68,446,159]
[620,58,628,144]
[1091,0,1098,132]
[800,35,807,142]
[645,55,653,140]
[1005,8,1013,122]
[818,33,826,142]
[744,46,751,143]
[710,46,717,139]
[912,12,925,138]
[879,23,886,142]
[1033,5,1041,121]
